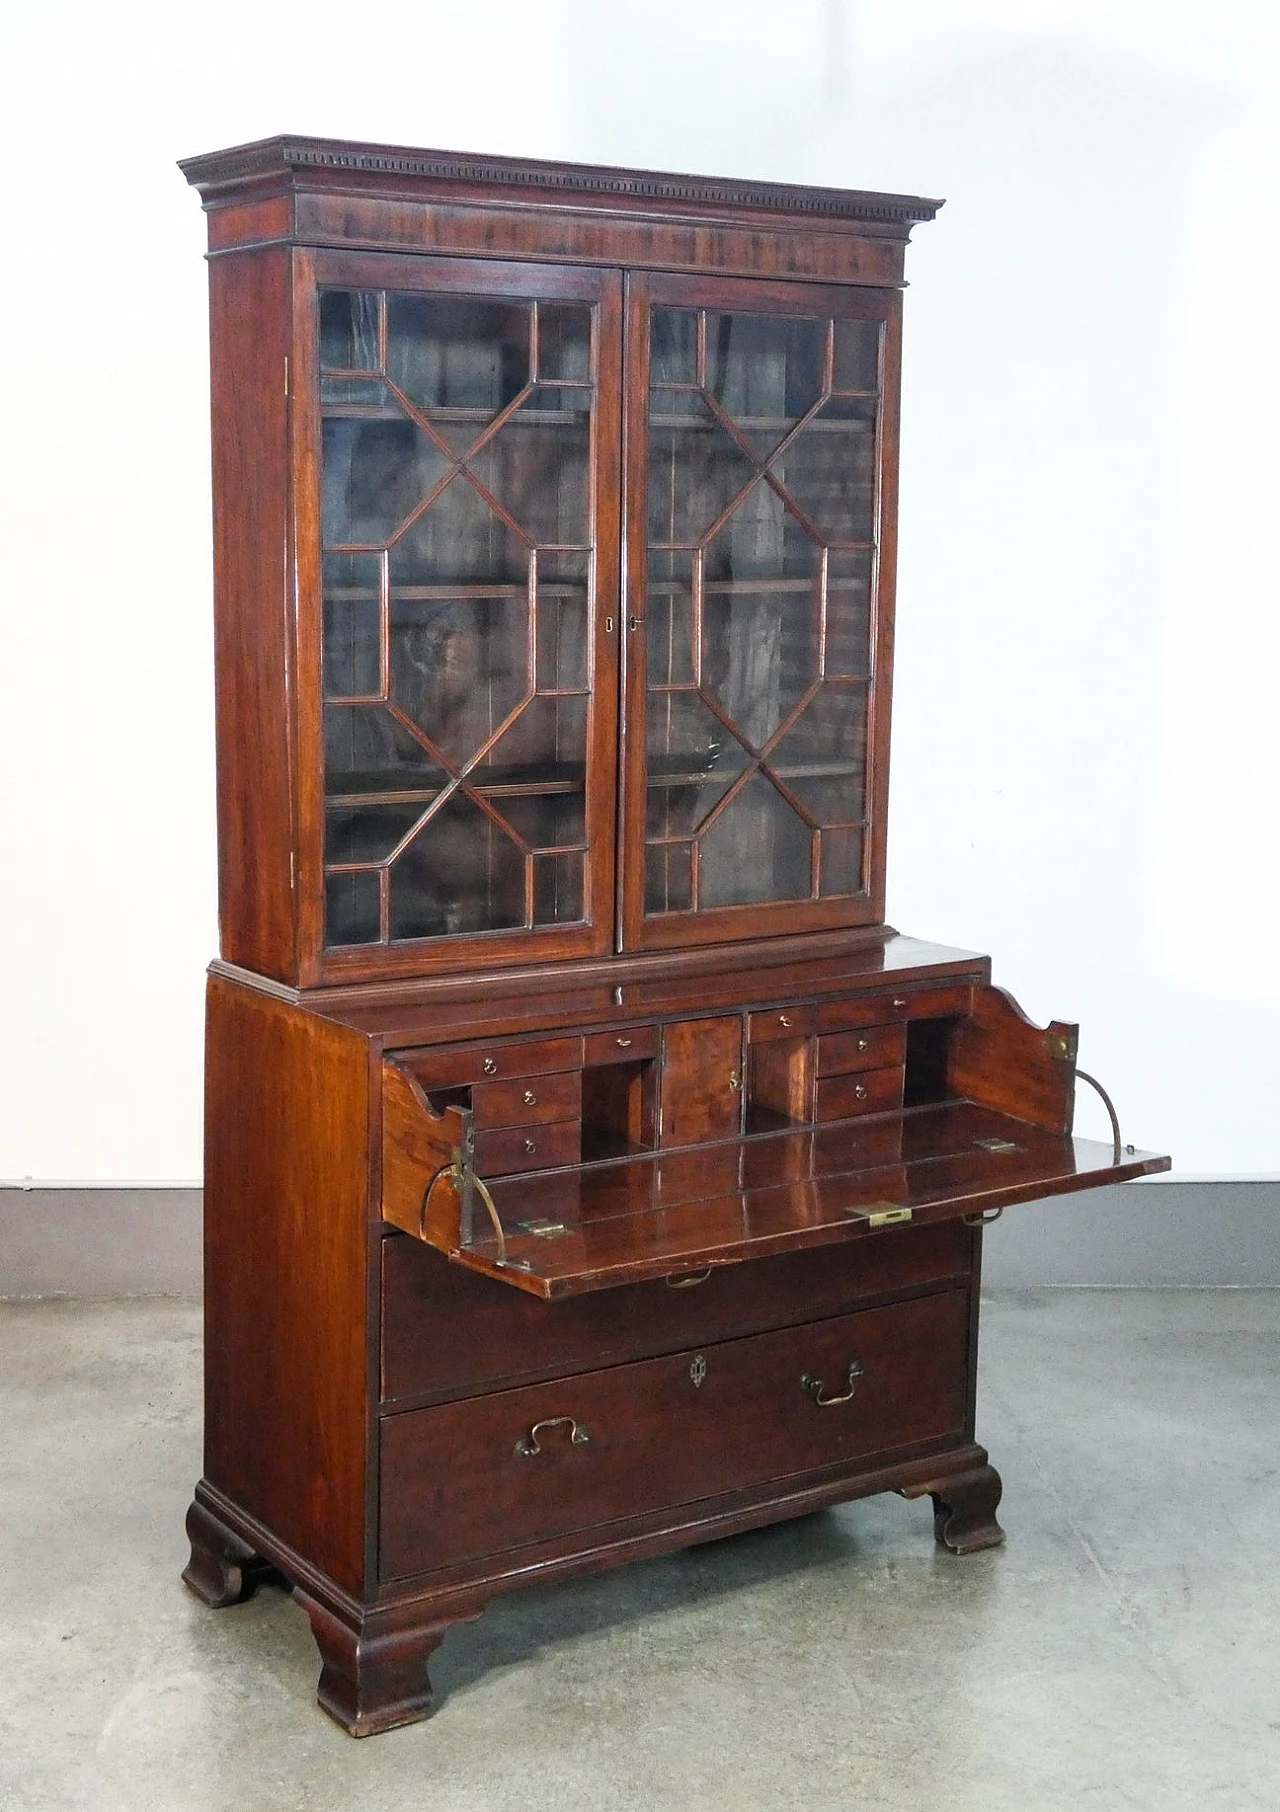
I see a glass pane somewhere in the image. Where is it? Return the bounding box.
[326,871,381,945]
[820,825,865,897]
[471,386,590,546]
[537,552,589,691]
[650,308,697,385]
[493,788,586,852]
[647,396,756,546]
[322,404,449,547]
[698,774,811,909]
[705,310,824,456]
[825,551,873,679]
[386,293,529,443]
[647,550,695,687]
[645,842,693,914]
[640,297,882,922]
[645,691,749,833]
[768,687,867,820]
[326,801,427,866]
[484,694,588,779]
[771,401,876,544]
[319,283,600,953]
[389,793,525,940]
[537,304,592,383]
[388,593,529,769]
[533,851,585,924]
[324,703,445,795]
[833,319,881,393]
[320,291,379,370]
[323,553,381,699]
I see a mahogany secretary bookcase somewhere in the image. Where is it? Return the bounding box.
[179,136,1168,1736]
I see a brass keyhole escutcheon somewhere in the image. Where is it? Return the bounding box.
[728,1072,742,1092]
[689,1354,707,1388]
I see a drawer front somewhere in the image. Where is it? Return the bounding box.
[382,1219,973,1406]
[401,1037,581,1091]
[471,1070,582,1131]
[380,1289,969,1579]
[817,1024,907,1078]
[583,1024,659,1066]
[473,1119,581,1177]
[814,1064,904,1122]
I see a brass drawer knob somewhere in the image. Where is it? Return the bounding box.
[857,1037,870,1052]
[483,1057,498,1075]
[615,1036,632,1048]
[523,1089,537,1105]
[801,1359,865,1407]
[514,1416,590,1458]
[854,1083,868,1100]
[778,1014,792,1028]
[524,1138,537,1154]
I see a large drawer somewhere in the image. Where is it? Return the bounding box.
[381,1217,972,1406]
[379,1288,970,1580]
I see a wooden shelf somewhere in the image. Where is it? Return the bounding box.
[326,760,588,809]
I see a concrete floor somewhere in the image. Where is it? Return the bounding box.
[1,1294,1277,1811]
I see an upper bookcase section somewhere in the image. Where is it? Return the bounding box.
[183,138,941,990]
[180,135,943,288]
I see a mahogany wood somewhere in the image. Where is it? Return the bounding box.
[382,1220,973,1407]
[813,1063,905,1121]
[182,137,1168,1736]
[380,1291,969,1580]
[658,1016,744,1148]
[202,974,372,1594]
[817,1022,907,1076]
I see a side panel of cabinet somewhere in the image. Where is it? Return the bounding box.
[208,247,299,982]
[619,269,903,953]
[659,1015,743,1146]
[203,976,372,1594]
[291,250,624,988]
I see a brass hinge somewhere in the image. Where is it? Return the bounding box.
[849,1203,913,1228]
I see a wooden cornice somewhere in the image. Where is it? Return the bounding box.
[179,134,944,231]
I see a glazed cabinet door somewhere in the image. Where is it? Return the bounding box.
[620,271,900,952]
[295,253,622,982]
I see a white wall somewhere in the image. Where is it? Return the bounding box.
[1,0,1275,1181]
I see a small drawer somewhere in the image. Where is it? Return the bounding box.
[473,1119,581,1177]
[399,1036,581,1091]
[379,1288,969,1579]
[471,1070,581,1131]
[748,1005,820,1043]
[817,1023,906,1078]
[816,995,911,1032]
[813,1064,904,1122]
[583,1024,659,1066]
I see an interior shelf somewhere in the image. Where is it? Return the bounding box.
[326,761,588,808]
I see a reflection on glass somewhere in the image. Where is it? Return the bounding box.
[700,774,811,908]
[323,552,381,699]
[319,286,596,947]
[643,300,880,915]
